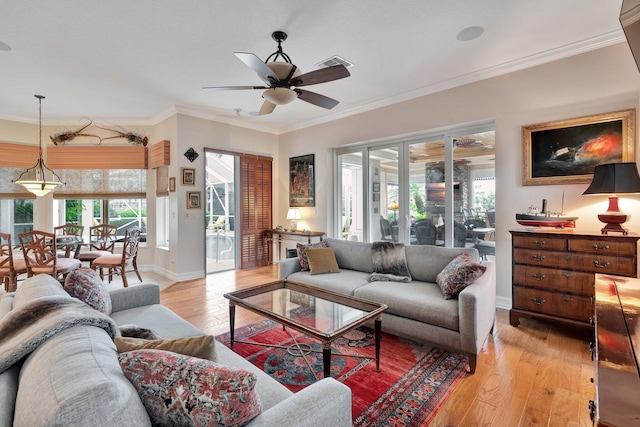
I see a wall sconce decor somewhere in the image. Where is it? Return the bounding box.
[286,208,301,231]
[583,162,640,235]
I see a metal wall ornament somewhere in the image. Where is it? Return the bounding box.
[49,121,148,146]
[184,147,199,162]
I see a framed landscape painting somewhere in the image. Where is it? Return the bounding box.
[289,154,315,207]
[522,109,635,185]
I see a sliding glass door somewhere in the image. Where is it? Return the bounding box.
[335,122,495,253]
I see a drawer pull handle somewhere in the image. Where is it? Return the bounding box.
[593,260,611,268]
[531,254,545,261]
[531,297,546,305]
[563,295,573,302]
[532,240,546,247]
[563,271,574,278]
[592,243,610,250]
[589,400,596,422]
[531,273,546,281]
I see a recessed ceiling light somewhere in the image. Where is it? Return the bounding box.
[456,26,484,42]
[0,41,11,51]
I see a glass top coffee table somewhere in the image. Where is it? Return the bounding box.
[224,280,387,379]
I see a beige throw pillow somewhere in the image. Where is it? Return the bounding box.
[114,335,218,362]
[305,247,340,275]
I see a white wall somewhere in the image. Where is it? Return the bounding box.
[277,42,640,306]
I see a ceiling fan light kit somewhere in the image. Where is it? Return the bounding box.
[204,31,350,115]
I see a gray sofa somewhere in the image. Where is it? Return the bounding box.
[279,238,496,373]
[0,274,352,427]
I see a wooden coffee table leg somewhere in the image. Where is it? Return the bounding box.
[323,343,332,378]
[229,302,236,349]
[375,318,382,372]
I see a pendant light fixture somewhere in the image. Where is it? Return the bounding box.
[14,95,64,196]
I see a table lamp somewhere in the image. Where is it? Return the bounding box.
[286,208,301,231]
[583,162,640,235]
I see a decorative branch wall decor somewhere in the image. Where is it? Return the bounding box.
[49,121,148,146]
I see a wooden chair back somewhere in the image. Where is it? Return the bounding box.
[89,224,117,252]
[19,230,57,276]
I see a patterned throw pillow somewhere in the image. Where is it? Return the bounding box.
[63,267,112,315]
[436,254,487,299]
[296,240,329,271]
[119,349,262,427]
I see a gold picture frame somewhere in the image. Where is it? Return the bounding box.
[169,177,176,192]
[181,167,195,186]
[186,191,201,209]
[522,109,636,185]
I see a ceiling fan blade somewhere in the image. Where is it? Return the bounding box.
[294,89,339,109]
[259,100,276,116]
[290,65,350,87]
[234,52,279,85]
[202,85,269,90]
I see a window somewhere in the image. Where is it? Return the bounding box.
[0,199,34,245]
[334,122,495,248]
[54,198,147,242]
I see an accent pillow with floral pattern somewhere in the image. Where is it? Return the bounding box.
[63,267,112,315]
[118,349,261,427]
[436,254,486,299]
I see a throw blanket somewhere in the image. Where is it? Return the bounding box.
[369,241,412,283]
[0,297,118,374]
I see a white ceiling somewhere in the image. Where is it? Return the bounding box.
[0,1,627,134]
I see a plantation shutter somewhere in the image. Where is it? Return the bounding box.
[239,155,272,269]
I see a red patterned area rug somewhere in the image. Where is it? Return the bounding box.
[216,319,469,426]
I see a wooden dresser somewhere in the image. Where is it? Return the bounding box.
[592,274,640,426]
[510,229,639,328]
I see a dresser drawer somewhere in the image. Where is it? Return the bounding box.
[514,265,593,295]
[514,249,635,276]
[568,238,636,256]
[513,235,565,251]
[513,285,592,322]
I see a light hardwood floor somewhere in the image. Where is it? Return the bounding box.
[160,265,595,427]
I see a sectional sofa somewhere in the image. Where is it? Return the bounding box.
[0,274,352,426]
[278,238,496,373]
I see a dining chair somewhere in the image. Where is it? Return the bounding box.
[0,232,27,292]
[77,224,117,267]
[53,223,85,258]
[414,219,439,246]
[92,228,143,287]
[19,230,82,280]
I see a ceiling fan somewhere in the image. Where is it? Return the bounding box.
[203,31,350,115]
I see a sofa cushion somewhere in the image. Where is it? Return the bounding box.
[119,349,262,427]
[115,335,218,362]
[288,269,371,296]
[369,242,412,283]
[404,245,479,283]
[325,238,376,272]
[15,325,151,426]
[12,274,69,309]
[354,281,460,331]
[0,363,20,427]
[64,267,113,315]
[436,253,487,299]
[296,240,329,271]
[306,247,340,275]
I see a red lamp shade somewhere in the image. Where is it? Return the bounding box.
[583,162,640,235]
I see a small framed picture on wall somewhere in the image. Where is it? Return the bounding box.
[187,191,201,209]
[181,167,195,186]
